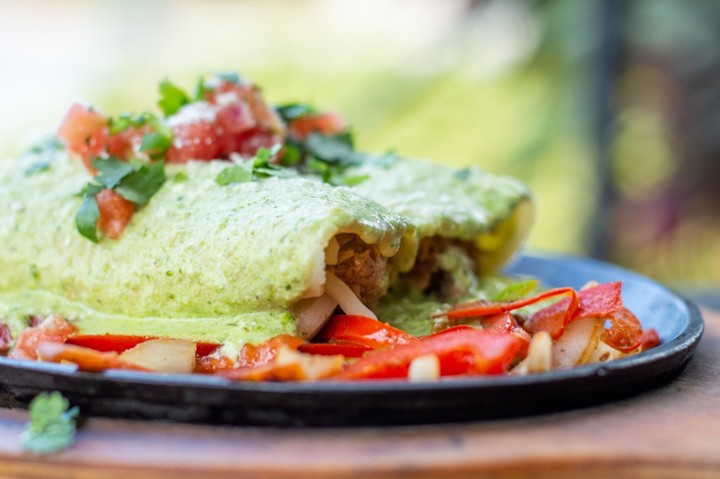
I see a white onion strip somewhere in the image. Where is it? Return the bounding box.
[324,271,378,320]
[291,295,339,340]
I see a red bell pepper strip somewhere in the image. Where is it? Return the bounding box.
[601,308,643,352]
[639,328,660,351]
[36,342,147,372]
[575,282,623,320]
[437,287,578,322]
[315,315,416,349]
[334,328,518,380]
[480,312,532,358]
[236,334,305,368]
[67,334,220,357]
[298,342,372,358]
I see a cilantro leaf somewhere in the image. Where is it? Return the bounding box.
[24,160,52,176]
[139,132,172,159]
[492,279,539,302]
[304,132,357,164]
[157,79,190,117]
[215,161,254,186]
[253,144,282,167]
[275,103,317,122]
[75,185,102,243]
[92,157,134,189]
[109,112,151,135]
[27,136,64,155]
[24,137,64,176]
[194,77,212,101]
[339,174,369,186]
[114,161,167,205]
[22,392,79,454]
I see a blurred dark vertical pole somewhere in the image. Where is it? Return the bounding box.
[590,0,622,260]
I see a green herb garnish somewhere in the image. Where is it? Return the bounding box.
[215,161,254,186]
[158,79,191,117]
[215,145,291,185]
[113,161,167,205]
[276,103,317,122]
[492,279,539,302]
[75,184,103,243]
[21,392,79,454]
[75,159,167,241]
[24,137,64,176]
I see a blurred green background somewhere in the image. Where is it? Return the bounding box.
[1,0,718,295]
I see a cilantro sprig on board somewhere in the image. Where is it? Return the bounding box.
[21,392,79,454]
[75,158,167,242]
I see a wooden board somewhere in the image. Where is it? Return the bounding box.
[0,309,718,479]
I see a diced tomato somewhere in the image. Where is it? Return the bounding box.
[216,102,256,135]
[57,103,109,170]
[66,334,219,357]
[236,334,305,368]
[334,328,518,380]
[9,316,76,360]
[96,189,135,240]
[298,342,372,358]
[37,342,146,372]
[233,129,283,158]
[315,315,416,350]
[165,121,220,163]
[107,126,150,159]
[288,112,346,141]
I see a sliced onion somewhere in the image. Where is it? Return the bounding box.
[552,317,599,368]
[291,294,338,340]
[118,339,196,374]
[324,271,378,320]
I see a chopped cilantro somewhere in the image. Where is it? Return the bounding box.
[492,279,539,302]
[75,184,103,243]
[109,112,151,135]
[216,145,293,184]
[114,161,167,205]
[27,136,64,156]
[24,137,64,176]
[339,174,369,186]
[157,79,191,117]
[139,132,172,159]
[275,103,317,122]
[92,157,134,189]
[194,77,212,101]
[75,160,166,241]
[22,392,79,454]
[215,161,253,186]
[24,160,52,176]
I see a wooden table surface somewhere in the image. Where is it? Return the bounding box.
[0,309,718,479]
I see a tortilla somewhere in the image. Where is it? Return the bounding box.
[0,152,410,352]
